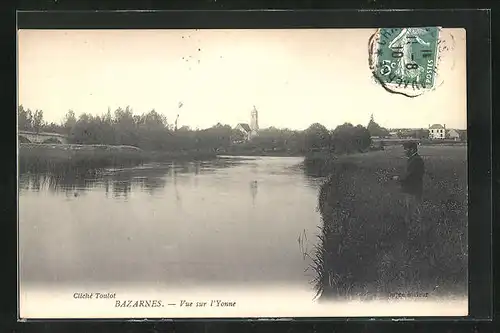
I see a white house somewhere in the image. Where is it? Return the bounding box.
[447,129,461,141]
[429,124,446,139]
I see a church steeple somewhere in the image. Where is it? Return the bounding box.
[251,105,259,132]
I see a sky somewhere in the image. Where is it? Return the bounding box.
[18,28,466,130]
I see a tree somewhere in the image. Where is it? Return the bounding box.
[135,109,171,150]
[103,108,113,125]
[142,109,168,130]
[43,122,64,134]
[331,123,371,154]
[18,105,32,131]
[196,123,233,151]
[304,123,331,151]
[114,106,137,146]
[459,130,467,141]
[251,127,281,150]
[71,113,96,144]
[367,114,389,138]
[353,125,372,150]
[32,110,45,133]
[98,109,116,145]
[63,110,77,127]
[62,110,77,138]
[415,129,429,139]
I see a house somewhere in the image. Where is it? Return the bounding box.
[447,129,461,141]
[388,131,399,139]
[234,123,253,141]
[234,106,260,142]
[429,124,446,139]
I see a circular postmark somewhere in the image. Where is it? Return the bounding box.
[368,27,455,98]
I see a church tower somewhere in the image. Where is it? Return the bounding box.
[250,105,259,132]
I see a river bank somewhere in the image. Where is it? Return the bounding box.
[18,143,307,171]
[18,143,217,173]
[303,145,468,300]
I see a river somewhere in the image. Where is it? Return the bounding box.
[19,156,324,299]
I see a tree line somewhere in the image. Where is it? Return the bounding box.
[18,105,386,154]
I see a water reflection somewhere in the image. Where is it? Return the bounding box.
[20,156,324,288]
[18,158,250,198]
[250,180,258,206]
[19,166,170,199]
[171,163,182,205]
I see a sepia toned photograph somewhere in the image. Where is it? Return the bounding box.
[18,27,467,318]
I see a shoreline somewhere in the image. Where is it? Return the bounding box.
[303,145,468,300]
[18,144,307,175]
[18,143,305,163]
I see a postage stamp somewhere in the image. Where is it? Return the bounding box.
[369,27,441,97]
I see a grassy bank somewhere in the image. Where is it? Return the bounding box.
[18,143,217,173]
[303,146,467,300]
[371,139,466,147]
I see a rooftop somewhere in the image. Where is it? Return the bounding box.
[429,124,445,129]
[235,123,251,132]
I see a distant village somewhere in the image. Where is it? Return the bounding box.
[373,124,466,142]
[231,108,466,144]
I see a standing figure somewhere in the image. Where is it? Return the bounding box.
[393,142,425,227]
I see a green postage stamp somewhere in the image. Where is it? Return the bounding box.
[369,27,441,97]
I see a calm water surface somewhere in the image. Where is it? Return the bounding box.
[19,156,324,290]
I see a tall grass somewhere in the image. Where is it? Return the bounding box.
[303,146,467,300]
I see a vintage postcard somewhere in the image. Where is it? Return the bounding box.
[18,28,467,319]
